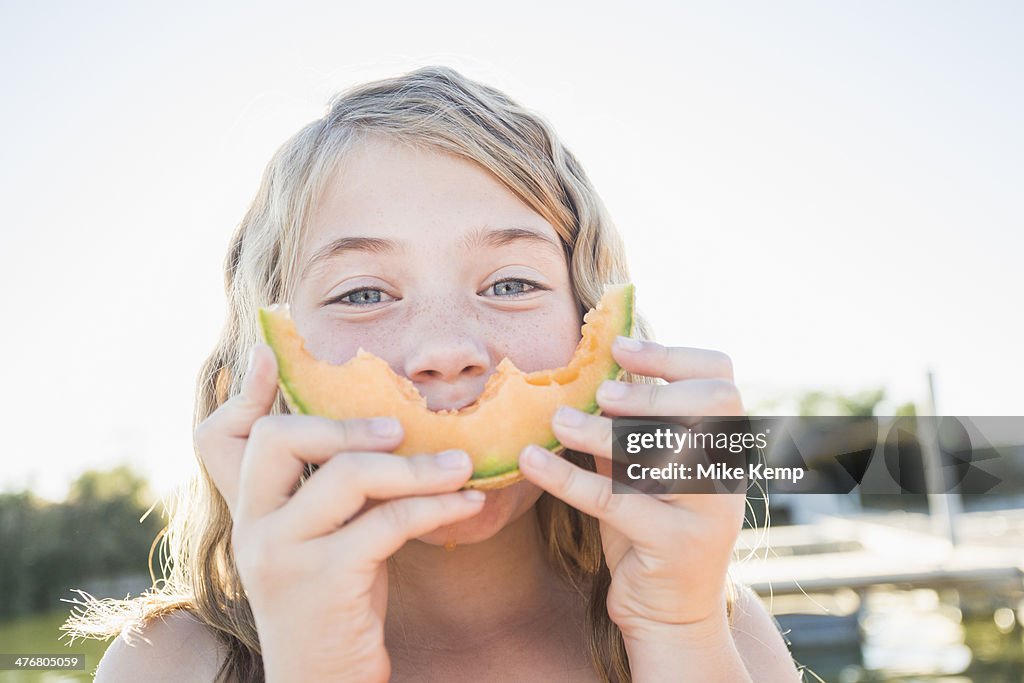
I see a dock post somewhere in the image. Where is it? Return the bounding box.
[922,369,962,546]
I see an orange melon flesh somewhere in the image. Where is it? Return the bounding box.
[259,283,635,490]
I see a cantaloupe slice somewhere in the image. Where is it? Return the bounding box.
[259,283,635,490]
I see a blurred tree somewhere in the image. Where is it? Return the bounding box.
[755,388,918,418]
[0,492,46,615]
[744,388,921,527]
[798,388,886,417]
[66,465,153,508]
[0,466,163,618]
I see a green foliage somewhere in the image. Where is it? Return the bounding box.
[754,387,919,418]
[794,388,919,417]
[744,387,920,528]
[66,465,153,507]
[0,467,164,619]
[893,401,917,416]
[797,388,886,417]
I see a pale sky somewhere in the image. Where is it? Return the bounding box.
[2,1,1021,501]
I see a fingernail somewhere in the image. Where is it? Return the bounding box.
[615,336,643,352]
[370,417,401,437]
[555,406,585,427]
[437,449,470,469]
[246,346,257,374]
[598,380,629,401]
[463,489,486,503]
[522,445,550,470]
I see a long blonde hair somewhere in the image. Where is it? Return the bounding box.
[64,65,732,682]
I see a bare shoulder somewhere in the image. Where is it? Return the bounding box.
[729,581,804,681]
[94,610,228,682]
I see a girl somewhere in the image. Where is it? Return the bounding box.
[71,66,800,681]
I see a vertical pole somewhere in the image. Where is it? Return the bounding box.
[922,369,961,546]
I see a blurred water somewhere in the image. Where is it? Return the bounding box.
[789,589,1024,682]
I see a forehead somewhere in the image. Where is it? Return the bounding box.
[302,135,562,258]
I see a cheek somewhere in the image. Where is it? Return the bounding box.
[487,306,582,373]
[295,315,403,365]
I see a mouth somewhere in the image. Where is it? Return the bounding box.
[417,375,493,413]
[426,394,479,412]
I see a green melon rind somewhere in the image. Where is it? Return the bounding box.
[258,284,635,487]
[258,308,314,417]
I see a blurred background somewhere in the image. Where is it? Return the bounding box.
[1,1,1021,681]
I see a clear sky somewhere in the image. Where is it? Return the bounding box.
[2,1,1021,501]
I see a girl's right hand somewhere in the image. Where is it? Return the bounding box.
[194,344,485,683]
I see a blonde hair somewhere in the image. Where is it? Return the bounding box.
[64,65,734,682]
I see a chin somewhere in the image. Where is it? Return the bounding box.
[416,479,543,547]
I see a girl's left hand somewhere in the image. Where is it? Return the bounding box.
[518,336,747,641]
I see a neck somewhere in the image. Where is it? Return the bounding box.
[385,506,575,653]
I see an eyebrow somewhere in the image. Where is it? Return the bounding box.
[303,226,563,277]
[462,226,563,255]
[303,236,400,277]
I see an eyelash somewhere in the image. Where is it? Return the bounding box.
[485,278,548,298]
[325,278,547,307]
[325,288,395,307]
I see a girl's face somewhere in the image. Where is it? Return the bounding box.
[290,134,582,546]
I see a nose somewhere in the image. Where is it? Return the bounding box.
[403,332,490,384]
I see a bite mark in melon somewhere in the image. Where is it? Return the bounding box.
[258,283,635,490]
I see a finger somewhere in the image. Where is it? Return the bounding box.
[278,450,474,540]
[221,344,281,437]
[338,490,487,564]
[552,407,612,462]
[612,338,734,382]
[195,344,279,511]
[235,414,404,521]
[518,445,660,539]
[596,378,744,424]
[626,487,747,519]
[677,492,749,540]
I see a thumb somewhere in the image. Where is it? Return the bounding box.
[229,343,280,434]
[195,344,280,515]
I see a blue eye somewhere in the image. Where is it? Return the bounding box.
[486,278,545,297]
[329,288,388,306]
